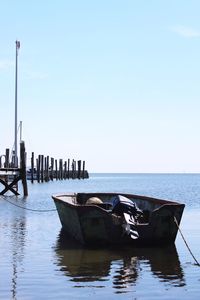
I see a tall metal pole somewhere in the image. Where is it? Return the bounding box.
[14,40,20,167]
[20,121,22,142]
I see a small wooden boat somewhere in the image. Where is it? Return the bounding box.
[52,192,185,246]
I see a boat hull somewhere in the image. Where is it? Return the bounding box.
[53,192,185,246]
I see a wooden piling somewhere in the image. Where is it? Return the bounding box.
[44,156,49,182]
[20,141,28,196]
[5,149,9,168]
[50,157,54,181]
[46,156,49,181]
[77,160,81,179]
[82,161,85,179]
[67,159,70,179]
[55,159,58,180]
[44,157,47,181]
[72,159,77,179]
[59,159,63,180]
[41,155,44,183]
[37,156,41,183]
[31,152,34,183]
[64,161,67,179]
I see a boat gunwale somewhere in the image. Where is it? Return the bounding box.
[52,192,185,207]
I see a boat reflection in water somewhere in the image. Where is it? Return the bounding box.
[54,229,185,292]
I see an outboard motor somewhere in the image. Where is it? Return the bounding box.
[112,195,142,239]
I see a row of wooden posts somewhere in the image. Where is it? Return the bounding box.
[0,142,89,196]
[30,152,89,183]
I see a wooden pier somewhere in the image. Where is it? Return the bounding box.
[0,143,89,196]
[0,141,28,196]
[29,152,88,183]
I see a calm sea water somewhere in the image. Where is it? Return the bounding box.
[0,173,200,299]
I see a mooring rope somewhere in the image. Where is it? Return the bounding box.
[174,216,200,266]
[1,196,57,212]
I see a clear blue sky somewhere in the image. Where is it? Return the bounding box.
[1,0,200,172]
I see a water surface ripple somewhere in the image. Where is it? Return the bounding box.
[0,174,200,299]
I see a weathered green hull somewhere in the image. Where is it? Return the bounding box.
[53,192,185,246]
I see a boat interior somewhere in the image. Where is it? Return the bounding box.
[55,192,182,225]
[76,193,152,223]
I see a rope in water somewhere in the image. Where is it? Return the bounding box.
[1,196,57,212]
[174,216,200,266]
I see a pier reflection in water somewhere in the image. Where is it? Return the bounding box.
[0,196,27,300]
[10,216,27,299]
[54,230,185,293]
